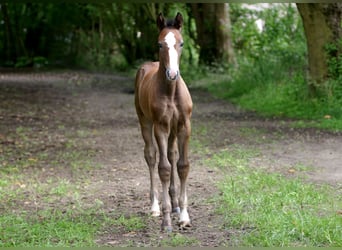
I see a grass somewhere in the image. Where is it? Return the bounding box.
[1,69,340,247]
[236,78,342,131]
[206,57,342,132]
[0,209,104,247]
[207,148,342,247]
[194,53,341,246]
[3,131,339,247]
[0,164,107,246]
[160,233,200,247]
[0,118,110,247]
[113,215,146,231]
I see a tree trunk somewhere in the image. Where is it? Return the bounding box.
[190,3,236,66]
[215,3,237,66]
[297,3,342,93]
[1,4,15,63]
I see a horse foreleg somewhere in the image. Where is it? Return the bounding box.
[168,133,180,214]
[154,123,173,232]
[140,120,159,217]
[177,120,191,228]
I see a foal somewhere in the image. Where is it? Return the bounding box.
[135,12,193,232]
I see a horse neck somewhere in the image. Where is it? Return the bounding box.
[157,64,177,98]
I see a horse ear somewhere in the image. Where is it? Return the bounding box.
[174,12,183,30]
[157,13,166,31]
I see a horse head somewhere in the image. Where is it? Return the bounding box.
[156,13,184,81]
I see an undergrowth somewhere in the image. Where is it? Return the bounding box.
[207,56,342,131]
[204,4,342,132]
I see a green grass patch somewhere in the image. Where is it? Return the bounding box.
[236,78,342,131]
[208,149,342,247]
[292,118,342,131]
[160,233,200,247]
[113,215,146,232]
[0,209,106,247]
[207,57,342,132]
[0,120,111,246]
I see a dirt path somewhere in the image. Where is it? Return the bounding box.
[0,71,341,246]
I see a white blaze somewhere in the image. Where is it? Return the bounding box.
[164,32,179,73]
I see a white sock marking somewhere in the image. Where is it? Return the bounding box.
[179,208,190,223]
[151,199,160,216]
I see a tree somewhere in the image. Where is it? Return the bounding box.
[0,3,90,67]
[189,3,236,66]
[100,3,172,64]
[1,4,28,65]
[296,3,342,94]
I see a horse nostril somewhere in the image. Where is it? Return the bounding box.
[166,69,179,81]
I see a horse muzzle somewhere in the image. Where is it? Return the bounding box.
[166,69,179,81]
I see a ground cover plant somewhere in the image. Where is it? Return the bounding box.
[1,3,341,246]
[206,4,342,132]
[208,148,342,246]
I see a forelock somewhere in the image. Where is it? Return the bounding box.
[166,19,176,28]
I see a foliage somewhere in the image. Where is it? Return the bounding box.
[209,4,306,98]
[1,3,341,126]
[207,3,342,131]
[0,3,199,73]
[0,3,88,67]
[325,39,342,80]
[230,4,305,66]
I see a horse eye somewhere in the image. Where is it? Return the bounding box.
[180,42,184,48]
[158,43,162,49]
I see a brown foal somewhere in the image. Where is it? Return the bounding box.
[135,12,193,232]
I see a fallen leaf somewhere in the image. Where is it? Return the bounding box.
[123,232,137,237]
[288,168,296,174]
[105,241,119,245]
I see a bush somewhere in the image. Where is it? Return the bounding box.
[207,4,342,131]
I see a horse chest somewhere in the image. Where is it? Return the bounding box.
[152,99,179,124]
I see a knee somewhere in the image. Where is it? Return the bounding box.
[167,148,178,160]
[177,160,189,169]
[169,184,176,196]
[144,146,156,164]
[158,162,171,182]
[177,161,190,178]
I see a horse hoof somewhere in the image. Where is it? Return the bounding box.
[172,207,180,214]
[161,225,173,233]
[151,210,160,217]
[178,220,191,230]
